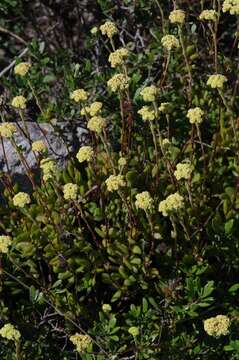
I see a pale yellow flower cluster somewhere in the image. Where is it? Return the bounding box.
[204,315,230,337]
[135,191,153,212]
[76,146,94,163]
[162,138,171,148]
[108,48,129,68]
[105,174,125,191]
[13,192,30,208]
[11,95,27,109]
[102,304,112,312]
[81,102,103,117]
[118,157,127,167]
[159,192,184,217]
[14,62,31,76]
[40,158,57,181]
[0,235,12,254]
[187,107,204,124]
[169,9,185,24]
[140,85,158,102]
[107,73,129,92]
[87,116,106,134]
[161,35,179,51]
[63,183,78,200]
[138,106,155,121]
[207,74,227,89]
[0,323,21,341]
[100,21,117,38]
[70,89,88,102]
[223,0,239,14]
[174,162,192,180]
[32,140,46,153]
[199,9,217,21]
[70,333,91,353]
[91,26,98,35]
[0,123,17,138]
[158,102,171,113]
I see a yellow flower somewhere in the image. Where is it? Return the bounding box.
[102,304,112,312]
[169,9,186,24]
[174,162,193,180]
[105,174,125,191]
[140,85,158,102]
[81,102,103,117]
[159,192,184,217]
[0,123,17,138]
[199,9,217,21]
[14,62,31,76]
[70,333,91,353]
[207,74,227,89]
[158,102,171,113]
[138,106,155,121]
[13,192,30,208]
[118,157,127,166]
[128,327,139,336]
[100,21,118,38]
[107,73,129,92]
[108,48,129,68]
[162,138,171,148]
[223,0,239,14]
[63,183,78,200]
[70,89,88,102]
[161,35,180,51]
[135,191,153,212]
[0,235,12,254]
[91,26,98,34]
[40,158,57,181]
[87,116,106,134]
[187,107,204,124]
[32,140,46,153]
[76,146,94,163]
[0,323,21,341]
[11,95,27,109]
[204,315,230,337]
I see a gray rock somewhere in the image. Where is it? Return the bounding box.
[0,122,88,189]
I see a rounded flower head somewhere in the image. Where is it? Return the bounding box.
[77,146,94,163]
[32,140,46,153]
[109,48,129,68]
[140,85,158,102]
[81,102,103,117]
[159,192,184,217]
[63,183,78,200]
[14,62,31,76]
[118,157,127,167]
[87,116,106,134]
[0,323,21,341]
[107,73,129,92]
[161,35,180,51]
[169,9,186,24]
[105,174,125,192]
[40,158,57,181]
[174,162,193,180]
[91,26,98,35]
[135,191,154,212]
[138,106,155,121]
[102,304,112,312]
[70,89,88,102]
[158,102,171,113]
[204,315,230,337]
[70,333,91,353]
[207,74,227,89]
[223,0,239,14]
[187,107,204,124]
[11,95,27,109]
[0,123,17,138]
[0,235,12,254]
[100,21,118,38]
[199,9,217,21]
[13,192,30,208]
[128,327,139,337]
[162,138,171,148]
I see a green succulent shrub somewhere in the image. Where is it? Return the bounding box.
[1,1,239,359]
